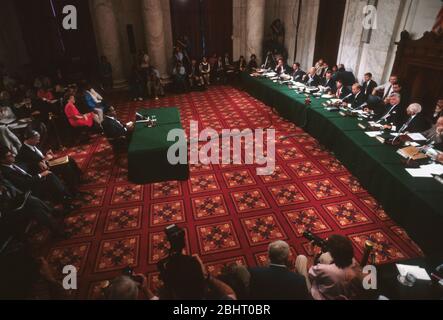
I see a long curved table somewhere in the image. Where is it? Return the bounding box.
[241,73,443,257]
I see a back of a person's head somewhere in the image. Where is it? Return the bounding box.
[105,275,139,300]
[327,235,354,269]
[164,255,206,299]
[218,265,250,300]
[268,240,290,265]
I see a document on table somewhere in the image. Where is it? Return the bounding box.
[396,264,431,281]
[407,133,427,141]
[406,163,443,178]
[365,131,382,138]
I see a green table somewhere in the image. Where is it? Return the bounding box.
[128,107,189,184]
[241,74,443,256]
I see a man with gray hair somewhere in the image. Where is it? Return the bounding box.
[104,274,158,300]
[375,93,406,130]
[248,240,309,300]
[397,103,430,133]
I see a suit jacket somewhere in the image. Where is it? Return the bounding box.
[16,144,45,175]
[333,70,356,87]
[322,78,336,93]
[0,164,41,193]
[0,126,22,155]
[398,113,430,133]
[102,116,127,140]
[362,80,378,96]
[249,265,309,300]
[349,92,367,109]
[303,74,321,87]
[291,69,306,82]
[376,104,406,129]
[335,86,352,100]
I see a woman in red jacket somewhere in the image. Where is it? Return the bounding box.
[64,94,97,127]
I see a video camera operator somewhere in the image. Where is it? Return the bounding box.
[157,224,237,300]
[295,233,364,300]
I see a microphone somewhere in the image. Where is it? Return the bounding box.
[136,112,147,121]
[341,93,353,102]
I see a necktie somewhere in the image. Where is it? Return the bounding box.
[399,117,413,133]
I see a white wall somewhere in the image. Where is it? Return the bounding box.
[337,0,442,85]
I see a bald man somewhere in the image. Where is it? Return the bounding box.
[303,67,321,87]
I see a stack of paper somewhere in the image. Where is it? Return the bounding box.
[407,133,427,141]
[396,264,431,281]
[406,163,443,178]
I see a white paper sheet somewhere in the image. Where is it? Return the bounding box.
[407,133,427,141]
[396,264,431,281]
[365,131,382,138]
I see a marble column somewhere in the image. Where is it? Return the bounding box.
[91,0,126,88]
[141,0,168,78]
[246,0,266,65]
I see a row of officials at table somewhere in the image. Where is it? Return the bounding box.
[267,60,443,155]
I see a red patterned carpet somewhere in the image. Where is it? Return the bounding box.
[38,85,423,298]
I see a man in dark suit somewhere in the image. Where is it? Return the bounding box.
[334,80,352,100]
[303,67,321,87]
[291,62,306,82]
[332,64,356,87]
[16,130,82,193]
[397,103,430,133]
[321,70,336,93]
[346,84,367,109]
[102,107,134,142]
[0,147,74,211]
[361,72,378,97]
[0,175,64,237]
[422,116,443,151]
[249,240,310,300]
[375,93,406,130]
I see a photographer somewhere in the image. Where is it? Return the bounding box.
[157,225,236,300]
[295,234,364,300]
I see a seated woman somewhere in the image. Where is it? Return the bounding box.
[84,84,107,123]
[64,94,99,128]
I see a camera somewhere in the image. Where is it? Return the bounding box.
[303,231,328,252]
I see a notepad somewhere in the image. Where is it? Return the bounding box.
[407,133,427,141]
[396,264,431,281]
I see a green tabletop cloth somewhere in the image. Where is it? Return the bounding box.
[128,107,189,184]
[241,73,443,256]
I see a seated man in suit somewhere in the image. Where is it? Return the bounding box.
[303,67,321,87]
[291,62,306,82]
[102,107,134,144]
[334,80,351,100]
[375,93,406,131]
[346,83,367,109]
[295,235,363,300]
[249,240,310,300]
[361,72,378,97]
[332,64,356,87]
[372,74,398,100]
[0,175,65,238]
[16,130,83,194]
[0,147,75,211]
[397,103,430,134]
[422,116,443,151]
[274,58,288,75]
[321,70,336,93]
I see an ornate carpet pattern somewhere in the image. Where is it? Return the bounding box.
[38,86,422,298]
